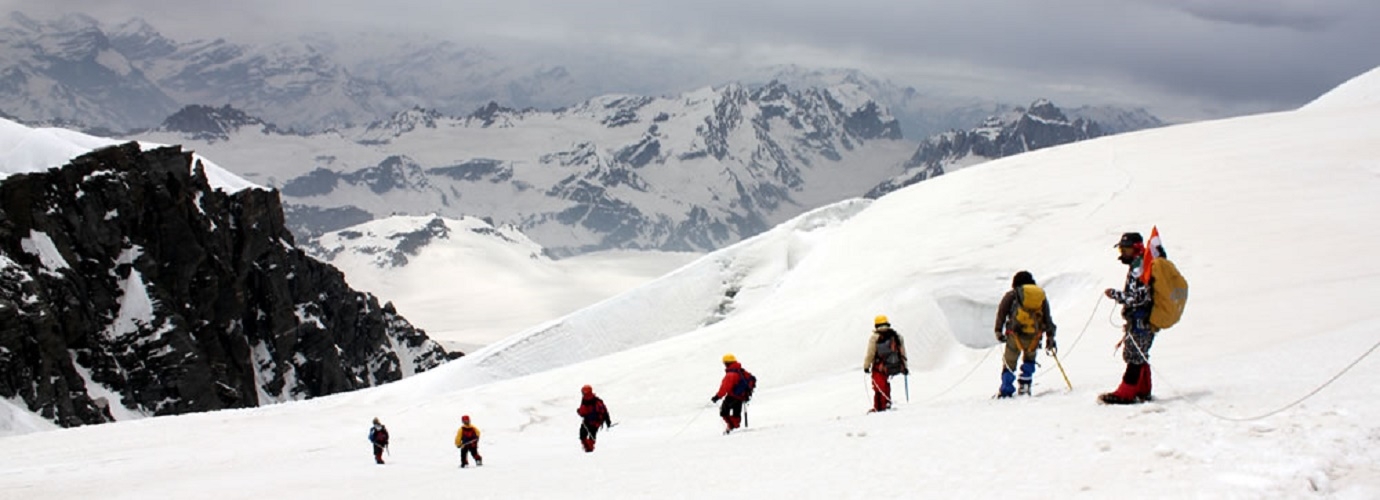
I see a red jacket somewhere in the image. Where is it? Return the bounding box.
[577,396,612,427]
[715,362,746,400]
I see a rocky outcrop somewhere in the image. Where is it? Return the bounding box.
[0,143,449,428]
[158,104,278,141]
[866,99,1105,198]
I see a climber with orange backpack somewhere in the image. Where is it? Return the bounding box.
[1099,229,1189,405]
[994,271,1057,398]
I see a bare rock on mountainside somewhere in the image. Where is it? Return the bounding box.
[0,144,450,427]
[865,99,1109,198]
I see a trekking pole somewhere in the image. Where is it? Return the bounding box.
[743,403,749,428]
[904,374,910,402]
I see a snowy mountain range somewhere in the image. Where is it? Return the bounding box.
[0,12,1163,141]
[133,81,916,256]
[2,65,1376,498]
[138,91,1124,257]
[758,65,1164,139]
[865,99,1111,198]
[0,119,450,428]
[0,12,710,132]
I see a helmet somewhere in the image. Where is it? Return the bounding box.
[1114,232,1144,248]
[722,353,736,363]
[581,384,593,395]
[461,415,471,423]
[874,315,890,326]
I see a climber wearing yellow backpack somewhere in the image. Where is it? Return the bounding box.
[994,271,1057,398]
[1099,229,1189,405]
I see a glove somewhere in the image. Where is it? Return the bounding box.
[863,367,870,373]
[711,396,721,403]
[996,332,1007,343]
[1104,288,1116,299]
[1045,337,1058,355]
[901,368,909,375]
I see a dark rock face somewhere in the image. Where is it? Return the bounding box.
[158,104,276,141]
[0,143,449,428]
[865,99,1105,198]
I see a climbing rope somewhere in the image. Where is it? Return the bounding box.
[1124,325,1380,422]
[1031,296,1106,382]
[920,344,999,402]
[1055,295,1104,359]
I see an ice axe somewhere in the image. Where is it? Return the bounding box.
[1052,352,1072,391]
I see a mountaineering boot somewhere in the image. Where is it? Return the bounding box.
[1101,363,1146,405]
[998,369,1016,398]
[1098,382,1141,405]
[476,458,483,467]
[1018,361,1036,391]
[1017,382,1031,396]
[1135,364,1154,402]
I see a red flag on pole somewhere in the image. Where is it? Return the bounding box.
[1140,226,1163,285]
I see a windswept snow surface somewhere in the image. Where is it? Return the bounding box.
[0,117,260,193]
[3,75,1380,498]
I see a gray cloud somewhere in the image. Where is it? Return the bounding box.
[5,0,1379,121]
[1153,0,1342,32]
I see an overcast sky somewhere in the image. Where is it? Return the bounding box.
[7,0,1379,121]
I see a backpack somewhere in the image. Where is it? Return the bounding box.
[729,367,757,401]
[1149,258,1189,329]
[1011,284,1046,334]
[581,398,608,424]
[369,426,388,445]
[874,335,906,374]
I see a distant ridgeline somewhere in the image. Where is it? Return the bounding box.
[0,144,451,427]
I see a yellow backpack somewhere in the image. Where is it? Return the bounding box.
[1012,284,1046,334]
[1149,258,1189,329]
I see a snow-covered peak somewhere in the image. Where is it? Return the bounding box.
[1302,65,1380,110]
[3,11,41,34]
[357,107,446,143]
[107,17,178,61]
[0,117,260,193]
[313,214,545,269]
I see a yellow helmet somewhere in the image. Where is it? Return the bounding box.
[722,353,736,363]
[874,315,890,326]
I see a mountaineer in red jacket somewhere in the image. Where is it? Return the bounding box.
[710,353,755,435]
[453,415,483,468]
[576,384,613,452]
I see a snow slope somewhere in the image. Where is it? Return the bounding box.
[2,71,1380,498]
[0,117,260,192]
